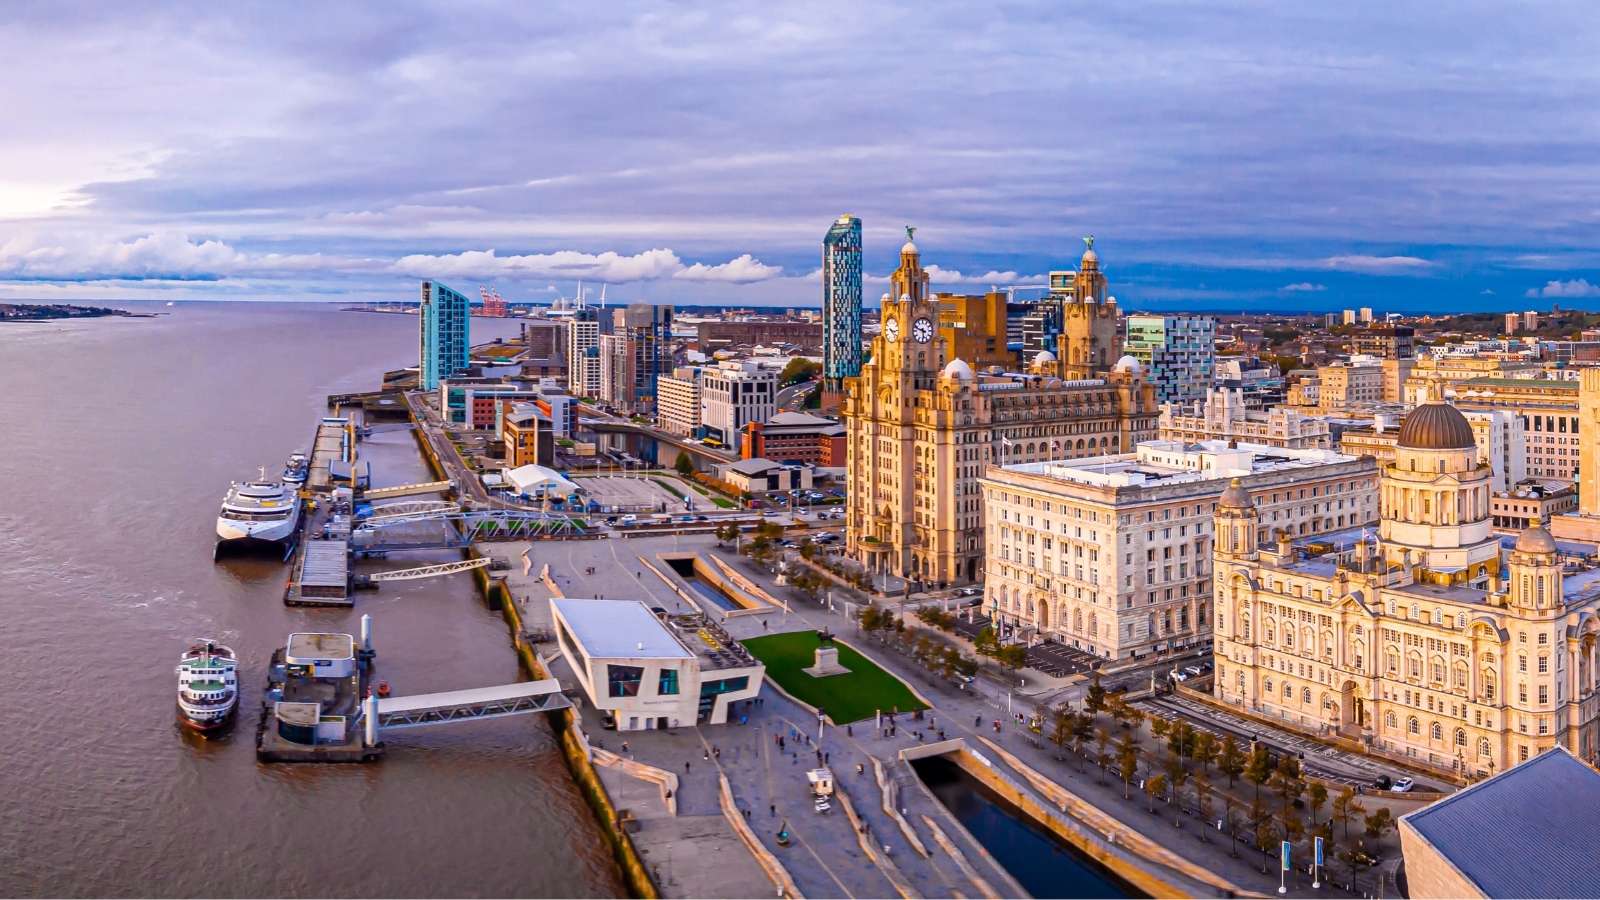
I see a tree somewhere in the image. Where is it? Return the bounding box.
[1272,756,1305,825]
[1194,775,1214,841]
[1219,735,1245,786]
[673,453,695,476]
[974,625,1000,657]
[1050,705,1075,755]
[1193,731,1218,778]
[997,643,1028,673]
[1150,716,1171,743]
[1251,800,1275,872]
[1168,721,1196,762]
[1116,733,1140,799]
[1244,745,1273,806]
[715,523,739,546]
[1144,774,1166,814]
[1332,785,1355,839]
[1071,715,1092,771]
[1308,782,1329,829]
[1163,749,1189,827]
[779,357,821,386]
[1363,807,1395,841]
[1085,673,1107,718]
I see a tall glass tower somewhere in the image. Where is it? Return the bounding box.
[822,215,863,392]
[419,280,471,389]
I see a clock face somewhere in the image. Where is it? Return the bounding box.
[912,317,934,344]
[884,317,900,342]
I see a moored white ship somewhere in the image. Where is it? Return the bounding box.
[176,640,238,732]
[214,469,302,558]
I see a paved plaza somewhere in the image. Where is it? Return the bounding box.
[573,473,716,513]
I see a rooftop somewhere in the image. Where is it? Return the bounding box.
[286,632,354,662]
[552,598,694,660]
[1401,746,1600,899]
[1000,439,1356,491]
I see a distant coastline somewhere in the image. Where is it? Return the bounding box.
[0,303,152,322]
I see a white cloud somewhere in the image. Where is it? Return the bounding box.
[390,247,782,284]
[1280,282,1326,292]
[0,232,360,280]
[1525,278,1600,299]
[674,254,783,283]
[922,265,1045,286]
[1319,255,1435,274]
[1480,288,1495,295]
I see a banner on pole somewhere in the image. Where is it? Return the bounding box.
[1281,840,1292,872]
[1315,835,1324,866]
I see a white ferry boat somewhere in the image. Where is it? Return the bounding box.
[176,641,238,732]
[281,452,310,487]
[214,469,303,558]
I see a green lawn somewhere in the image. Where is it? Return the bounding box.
[742,630,926,723]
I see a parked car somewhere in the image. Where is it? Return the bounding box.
[1183,665,1203,677]
[1372,774,1393,790]
[1168,669,1189,683]
[960,587,981,597]
[1391,777,1415,793]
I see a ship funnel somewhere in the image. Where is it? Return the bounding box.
[361,614,373,653]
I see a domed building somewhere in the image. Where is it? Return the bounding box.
[1213,395,1600,778]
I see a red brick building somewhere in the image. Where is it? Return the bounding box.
[741,412,845,467]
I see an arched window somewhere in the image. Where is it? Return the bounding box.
[1453,660,1468,690]
[1407,650,1423,679]
[1385,648,1400,675]
[1265,678,1274,694]
[1477,737,1491,758]
[1407,716,1420,735]
[1431,722,1443,741]
[1430,655,1446,684]
[1454,728,1467,748]
[1483,670,1497,701]
[1237,672,1246,693]
[1385,711,1397,729]
[1302,687,1312,704]
[1284,630,1294,649]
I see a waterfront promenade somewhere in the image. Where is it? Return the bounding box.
[482,530,1385,897]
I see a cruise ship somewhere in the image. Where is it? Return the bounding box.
[281,451,310,487]
[176,641,238,732]
[214,470,302,558]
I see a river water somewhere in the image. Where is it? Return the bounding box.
[0,302,622,897]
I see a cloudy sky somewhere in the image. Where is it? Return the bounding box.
[4,2,1600,311]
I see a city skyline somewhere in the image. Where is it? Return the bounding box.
[4,3,1600,311]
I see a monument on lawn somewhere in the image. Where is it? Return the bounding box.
[803,630,849,677]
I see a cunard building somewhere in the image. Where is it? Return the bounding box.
[1213,392,1600,777]
[844,233,1158,586]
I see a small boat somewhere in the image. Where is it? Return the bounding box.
[176,640,239,733]
[281,452,310,487]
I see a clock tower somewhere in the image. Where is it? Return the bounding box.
[877,227,941,378]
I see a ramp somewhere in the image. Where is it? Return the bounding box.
[376,679,571,729]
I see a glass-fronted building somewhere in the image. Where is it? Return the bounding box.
[419,280,471,390]
[1124,314,1216,405]
[822,215,863,391]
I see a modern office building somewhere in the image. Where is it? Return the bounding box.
[550,598,764,731]
[935,290,1014,370]
[599,303,673,414]
[566,309,601,398]
[1123,315,1216,405]
[982,440,1376,659]
[1353,324,1416,360]
[419,280,471,390]
[844,237,1158,586]
[1213,395,1600,778]
[822,215,863,397]
[741,412,846,467]
[502,407,555,468]
[700,361,777,453]
[655,367,703,437]
[1447,377,1579,480]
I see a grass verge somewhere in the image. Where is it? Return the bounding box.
[741,630,926,723]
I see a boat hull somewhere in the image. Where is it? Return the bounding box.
[177,700,237,733]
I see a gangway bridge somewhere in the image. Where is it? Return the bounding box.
[363,480,453,500]
[352,507,588,553]
[363,557,491,583]
[375,680,571,730]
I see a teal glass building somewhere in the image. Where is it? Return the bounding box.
[419,280,471,389]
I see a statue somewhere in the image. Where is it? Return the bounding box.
[1083,234,1095,250]
[905,225,916,243]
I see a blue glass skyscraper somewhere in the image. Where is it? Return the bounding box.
[822,215,863,392]
[419,280,470,389]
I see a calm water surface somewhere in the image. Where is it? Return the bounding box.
[0,302,622,897]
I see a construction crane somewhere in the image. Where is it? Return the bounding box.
[477,286,507,317]
[996,283,1049,301]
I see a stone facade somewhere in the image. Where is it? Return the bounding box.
[844,238,1157,586]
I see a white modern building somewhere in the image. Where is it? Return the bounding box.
[567,311,601,398]
[700,361,777,453]
[656,366,703,437]
[550,598,764,731]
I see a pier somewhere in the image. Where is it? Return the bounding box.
[376,680,571,728]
